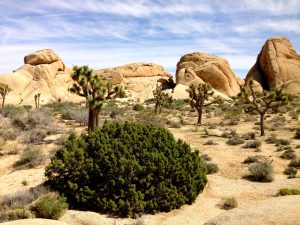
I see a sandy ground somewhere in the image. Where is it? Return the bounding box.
[1,112,300,225]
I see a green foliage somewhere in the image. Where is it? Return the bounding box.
[187,83,221,125]
[276,188,300,196]
[205,162,219,174]
[0,82,12,107]
[45,122,207,217]
[222,197,237,210]
[238,80,293,136]
[153,83,173,114]
[133,103,144,111]
[0,104,25,118]
[248,160,273,182]
[1,209,33,222]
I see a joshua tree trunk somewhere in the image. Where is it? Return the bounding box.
[260,113,265,136]
[1,96,5,108]
[197,108,202,125]
[88,108,95,132]
[155,103,159,113]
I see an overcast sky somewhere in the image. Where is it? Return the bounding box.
[0,0,299,77]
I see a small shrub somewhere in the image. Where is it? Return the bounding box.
[222,198,237,210]
[242,132,256,140]
[289,159,300,168]
[0,129,17,141]
[248,160,273,182]
[169,120,182,128]
[243,140,261,149]
[276,188,300,196]
[0,208,33,222]
[30,192,68,219]
[243,156,259,164]
[206,162,219,174]
[284,167,297,178]
[265,134,277,144]
[280,150,296,160]
[226,137,245,145]
[275,138,290,146]
[22,129,47,144]
[201,154,212,161]
[221,129,237,139]
[0,105,25,118]
[14,145,43,168]
[133,104,144,111]
[204,139,217,145]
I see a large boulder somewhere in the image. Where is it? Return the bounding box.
[0,49,80,105]
[95,63,174,101]
[246,37,300,94]
[176,52,241,96]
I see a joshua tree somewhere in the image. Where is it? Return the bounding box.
[0,82,12,108]
[238,80,293,136]
[34,93,41,109]
[106,81,126,99]
[187,83,221,125]
[69,65,106,132]
[153,83,173,114]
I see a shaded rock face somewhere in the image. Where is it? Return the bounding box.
[95,63,173,101]
[0,49,79,105]
[176,52,241,96]
[246,37,300,94]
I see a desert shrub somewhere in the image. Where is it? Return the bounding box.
[276,145,292,152]
[0,185,47,211]
[201,154,212,161]
[0,129,17,141]
[248,160,273,182]
[43,101,78,112]
[14,145,43,168]
[242,132,256,140]
[0,208,33,222]
[133,104,144,111]
[70,108,88,125]
[0,105,25,118]
[280,150,296,160]
[30,192,68,219]
[165,99,187,110]
[284,167,297,178]
[221,197,237,210]
[276,188,300,196]
[205,162,219,174]
[275,138,290,146]
[169,120,182,128]
[243,140,261,149]
[221,129,237,139]
[295,127,300,139]
[226,137,245,145]
[45,122,207,217]
[204,139,217,145]
[289,111,299,120]
[243,156,259,164]
[289,159,300,168]
[265,134,277,144]
[21,129,47,144]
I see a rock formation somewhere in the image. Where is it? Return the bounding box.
[0,49,79,105]
[95,63,174,101]
[246,36,300,94]
[175,52,241,96]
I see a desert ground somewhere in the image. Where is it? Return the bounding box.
[0,99,299,225]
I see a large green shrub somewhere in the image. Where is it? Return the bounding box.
[45,122,207,217]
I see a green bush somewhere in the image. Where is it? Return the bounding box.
[45,122,207,217]
[248,160,273,182]
[222,197,237,210]
[276,188,300,196]
[0,105,25,118]
[0,209,33,222]
[205,163,219,174]
[133,104,144,111]
[31,192,68,219]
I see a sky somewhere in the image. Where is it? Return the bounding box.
[0,0,299,77]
